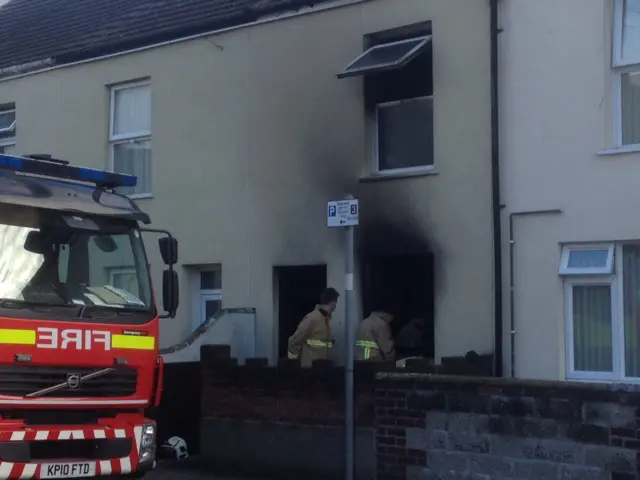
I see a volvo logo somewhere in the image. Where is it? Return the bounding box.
[25,368,115,398]
[66,373,81,390]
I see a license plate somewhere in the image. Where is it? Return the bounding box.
[40,462,96,478]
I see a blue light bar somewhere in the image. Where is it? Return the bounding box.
[0,154,137,188]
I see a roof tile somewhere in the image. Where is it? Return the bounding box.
[0,0,328,76]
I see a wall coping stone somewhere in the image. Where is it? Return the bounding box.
[377,372,640,393]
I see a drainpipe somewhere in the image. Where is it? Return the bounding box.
[489,0,504,377]
[508,209,562,377]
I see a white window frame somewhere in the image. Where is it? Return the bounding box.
[373,95,435,176]
[613,0,640,67]
[191,269,222,331]
[108,81,152,198]
[0,108,16,149]
[612,0,640,147]
[563,243,640,382]
[558,244,615,276]
[564,275,621,381]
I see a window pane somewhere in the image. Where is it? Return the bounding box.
[112,85,151,136]
[378,97,433,171]
[200,269,221,290]
[567,249,609,269]
[113,140,151,195]
[623,245,640,377]
[572,285,613,372]
[346,38,425,72]
[622,0,640,61]
[0,145,15,155]
[0,110,15,131]
[621,72,640,145]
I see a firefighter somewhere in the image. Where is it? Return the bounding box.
[396,317,425,350]
[355,309,395,361]
[287,287,340,367]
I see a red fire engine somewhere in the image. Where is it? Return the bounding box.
[0,153,179,478]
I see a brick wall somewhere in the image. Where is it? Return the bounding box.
[200,352,376,428]
[199,346,492,430]
[197,346,492,479]
[376,373,640,480]
[199,345,378,479]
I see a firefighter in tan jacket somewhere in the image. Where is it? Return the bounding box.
[355,310,395,361]
[287,287,340,367]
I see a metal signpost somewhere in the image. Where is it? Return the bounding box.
[327,195,359,480]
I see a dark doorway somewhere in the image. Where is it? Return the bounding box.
[361,254,434,360]
[275,265,327,359]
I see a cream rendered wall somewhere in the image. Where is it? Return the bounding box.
[0,0,493,363]
[499,0,640,379]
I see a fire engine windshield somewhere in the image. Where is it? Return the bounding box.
[0,203,152,315]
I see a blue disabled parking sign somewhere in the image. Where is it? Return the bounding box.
[327,199,359,227]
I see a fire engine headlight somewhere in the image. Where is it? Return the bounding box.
[139,423,156,463]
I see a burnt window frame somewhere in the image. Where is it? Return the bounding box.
[338,27,434,177]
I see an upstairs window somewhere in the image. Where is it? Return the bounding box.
[109,82,152,197]
[613,0,640,146]
[0,104,16,154]
[338,32,433,175]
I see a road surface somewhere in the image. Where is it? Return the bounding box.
[122,460,271,479]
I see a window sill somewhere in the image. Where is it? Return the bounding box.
[598,145,640,156]
[566,376,640,385]
[127,193,154,200]
[359,168,437,183]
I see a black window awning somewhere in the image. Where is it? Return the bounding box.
[337,35,431,79]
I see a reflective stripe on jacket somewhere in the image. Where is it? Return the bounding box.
[287,307,333,366]
[355,312,395,361]
[355,340,379,360]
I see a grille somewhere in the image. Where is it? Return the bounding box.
[0,365,137,397]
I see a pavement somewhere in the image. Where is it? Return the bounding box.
[133,460,271,479]
[145,471,262,479]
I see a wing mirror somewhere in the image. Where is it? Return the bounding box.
[162,269,179,318]
[158,237,178,265]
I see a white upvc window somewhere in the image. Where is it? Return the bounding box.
[613,0,640,147]
[337,35,434,175]
[374,96,434,174]
[109,81,152,197]
[0,106,16,152]
[559,244,615,276]
[562,243,640,381]
[191,268,222,330]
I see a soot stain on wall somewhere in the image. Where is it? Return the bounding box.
[354,183,445,295]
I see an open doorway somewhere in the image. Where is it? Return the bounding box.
[361,254,434,360]
[275,265,327,359]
